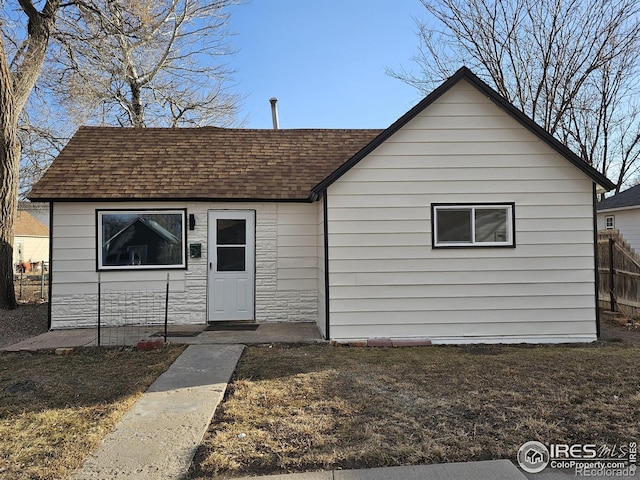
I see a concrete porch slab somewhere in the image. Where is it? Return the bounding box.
[2,322,324,351]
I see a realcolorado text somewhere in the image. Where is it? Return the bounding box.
[575,463,636,477]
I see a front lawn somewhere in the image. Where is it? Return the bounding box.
[0,346,185,480]
[190,343,640,478]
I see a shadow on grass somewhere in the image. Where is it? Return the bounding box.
[0,347,186,415]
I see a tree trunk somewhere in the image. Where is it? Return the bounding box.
[0,0,60,309]
[0,38,19,310]
[130,80,145,127]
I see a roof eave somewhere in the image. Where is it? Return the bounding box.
[596,204,640,213]
[27,195,316,203]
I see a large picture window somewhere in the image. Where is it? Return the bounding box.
[97,210,186,270]
[432,203,515,248]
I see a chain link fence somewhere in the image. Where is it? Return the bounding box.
[14,261,48,302]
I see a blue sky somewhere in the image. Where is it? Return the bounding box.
[227,0,428,129]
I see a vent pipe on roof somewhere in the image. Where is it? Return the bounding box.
[269,97,279,130]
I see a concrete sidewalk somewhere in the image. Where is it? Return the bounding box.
[72,344,244,480]
[235,462,637,479]
[238,460,528,479]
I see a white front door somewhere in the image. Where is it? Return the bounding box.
[207,210,255,321]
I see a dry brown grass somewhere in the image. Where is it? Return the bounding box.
[0,346,185,480]
[14,275,49,303]
[190,343,640,479]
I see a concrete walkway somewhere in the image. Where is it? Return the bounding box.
[72,344,244,480]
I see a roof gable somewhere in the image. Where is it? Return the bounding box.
[311,66,615,195]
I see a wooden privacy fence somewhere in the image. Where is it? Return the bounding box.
[598,229,640,318]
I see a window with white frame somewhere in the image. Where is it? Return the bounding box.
[605,215,615,229]
[97,210,186,270]
[432,204,515,247]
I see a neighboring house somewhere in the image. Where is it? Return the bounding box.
[596,184,640,252]
[18,201,50,227]
[13,209,50,271]
[29,67,615,344]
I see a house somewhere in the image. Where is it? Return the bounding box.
[596,184,640,252]
[29,67,615,344]
[13,209,49,272]
[18,201,50,226]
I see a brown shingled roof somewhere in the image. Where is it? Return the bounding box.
[28,127,382,201]
[15,210,49,236]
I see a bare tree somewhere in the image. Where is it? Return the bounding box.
[48,0,240,128]
[1,0,240,308]
[391,0,640,192]
[1,0,62,309]
[561,55,640,191]
[18,93,72,198]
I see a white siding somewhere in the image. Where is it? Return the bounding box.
[326,80,598,344]
[277,203,318,291]
[50,201,320,328]
[597,209,640,254]
[273,203,319,322]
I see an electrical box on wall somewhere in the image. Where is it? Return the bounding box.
[189,243,201,258]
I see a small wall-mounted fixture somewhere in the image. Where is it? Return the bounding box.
[190,243,202,258]
[189,213,196,230]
